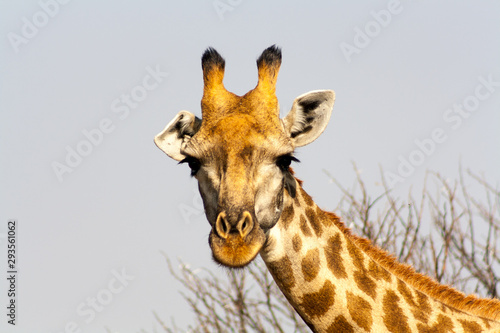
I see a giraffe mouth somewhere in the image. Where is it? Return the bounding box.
[208,227,266,268]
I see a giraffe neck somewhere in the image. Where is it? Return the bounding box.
[260,182,500,332]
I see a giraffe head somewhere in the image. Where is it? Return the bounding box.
[155,46,335,268]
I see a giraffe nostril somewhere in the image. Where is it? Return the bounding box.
[215,212,230,239]
[237,211,254,238]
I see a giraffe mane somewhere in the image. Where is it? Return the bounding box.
[322,210,500,322]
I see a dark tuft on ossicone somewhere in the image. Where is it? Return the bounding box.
[257,45,282,69]
[202,47,225,72]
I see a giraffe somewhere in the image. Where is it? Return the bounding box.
[155,45,500,332]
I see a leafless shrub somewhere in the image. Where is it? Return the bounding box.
[158,255,309,333]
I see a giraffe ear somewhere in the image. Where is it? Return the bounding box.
[282,90,335,147]
[154,111,202,161]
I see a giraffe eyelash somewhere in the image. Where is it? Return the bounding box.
[179,156,201,176]
[276,154,300,171]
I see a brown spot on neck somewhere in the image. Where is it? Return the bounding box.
[346,238,365,271]
[299,214,312,237]
[316,205,333,227]
[280,204,294,230]
[459,319,483,333]
[383,289,411,333]
[300,280,335,318]
[292,233,302,252]
[301,248,320,282]
[346,291,373,331]
[293,189,302,207]
[368,259,392,283]
[346,238,377,299]
[417,314,454,333]
[481,318,491,329]
[327,315,354,333]
[266,256,295,295]
[398,280,432,324]
[353,271,377,300]
[415,291,432,323]
[325,234,347,279]
[305,207,322,237]
[398,279,416,307]
[300,187,314,207]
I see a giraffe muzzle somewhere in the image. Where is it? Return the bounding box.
[209,210,266,268]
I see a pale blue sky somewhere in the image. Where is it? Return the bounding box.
[1,1,499,332]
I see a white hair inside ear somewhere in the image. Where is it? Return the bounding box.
[282,90,335,147]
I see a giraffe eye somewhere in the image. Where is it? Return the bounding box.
[179,156,201,176]
[276,154,299,171]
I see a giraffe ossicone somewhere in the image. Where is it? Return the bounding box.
[155,46,500,332]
